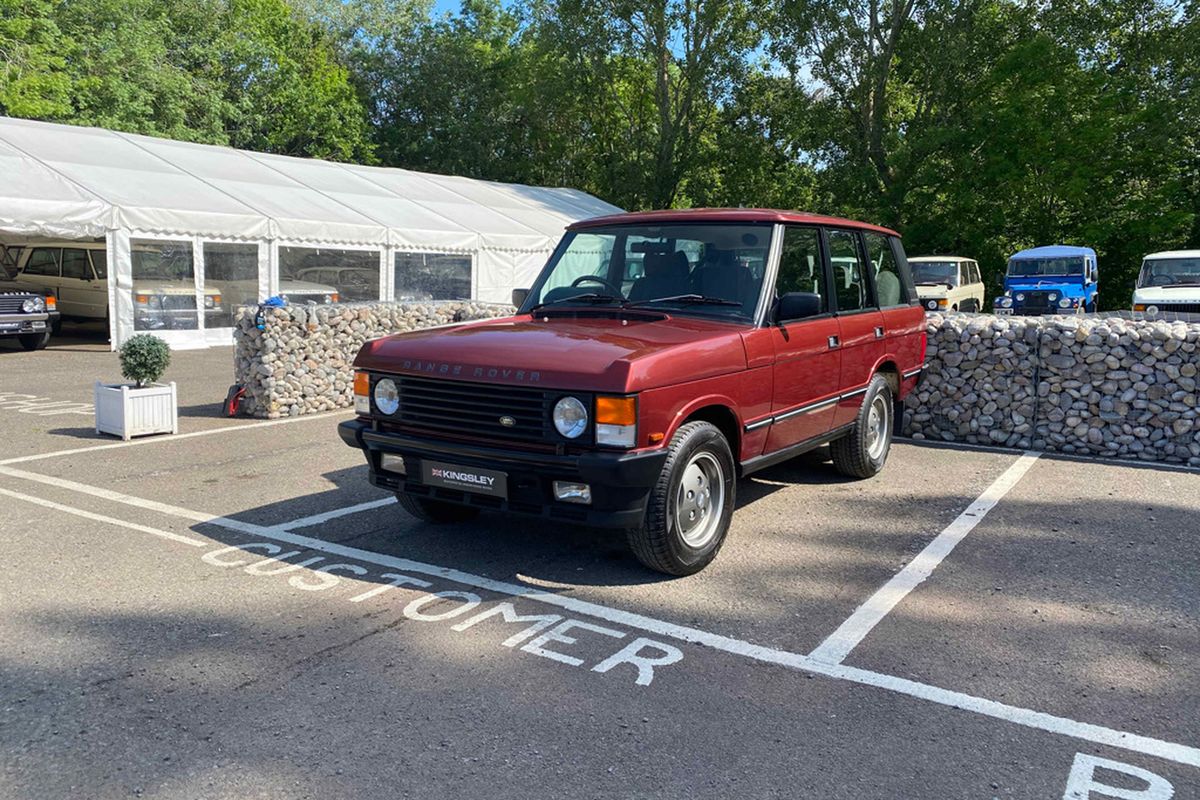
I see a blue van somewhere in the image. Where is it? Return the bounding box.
[993,245,1098,316]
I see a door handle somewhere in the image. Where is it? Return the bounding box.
[828,335,839,349]
[875,326,885,339]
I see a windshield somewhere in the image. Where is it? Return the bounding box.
[1007,256,1084,278]
[910,261,959,286]
[1138,257,1200,287]
[525,223,773,321]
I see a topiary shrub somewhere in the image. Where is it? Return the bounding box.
[119,334,171,388]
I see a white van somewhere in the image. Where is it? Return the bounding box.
[908,256,985,312]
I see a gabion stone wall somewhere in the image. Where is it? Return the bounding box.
[233,302,513,418]
[905,313,1200,466]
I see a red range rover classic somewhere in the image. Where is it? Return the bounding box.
[340,209,927,575]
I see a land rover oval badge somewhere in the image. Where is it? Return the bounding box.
[499,415,517,428]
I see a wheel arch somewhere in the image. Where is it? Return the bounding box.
[677,401,741,461]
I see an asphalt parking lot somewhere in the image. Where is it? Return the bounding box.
[1,336,1198,798]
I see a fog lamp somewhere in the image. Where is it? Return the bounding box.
[553,481,592,504]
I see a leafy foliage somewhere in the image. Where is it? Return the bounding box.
[119,334,171,388]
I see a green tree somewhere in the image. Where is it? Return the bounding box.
[0,0,72,117]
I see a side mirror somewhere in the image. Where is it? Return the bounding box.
[511,288,529,308]
[776,292,823,322]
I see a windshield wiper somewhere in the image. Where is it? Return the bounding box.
[528,293,623,312]
[625,294,743,308]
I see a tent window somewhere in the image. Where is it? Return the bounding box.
[204,243,260,328]
[280,247,380,303]
[395,252,472,301]
[131,239,198,331]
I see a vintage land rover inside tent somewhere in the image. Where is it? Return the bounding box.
[0,116,620,349]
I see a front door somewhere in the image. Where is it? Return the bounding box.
[827,228,885,428]
[765,225,842,453]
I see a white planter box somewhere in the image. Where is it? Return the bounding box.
[94,381,178,441]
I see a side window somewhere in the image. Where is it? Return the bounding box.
[61,249,91,280]
[23,248,60,277]
[889,236,917,303]
[864,232,905,307]
[826,230,867,312]
[776,226,827,310]
[90,249,108,279]
[969,261,980,284]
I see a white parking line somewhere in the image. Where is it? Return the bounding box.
[0,486,207,547]
[277,497,397,531]
[809,451,1041,665]
[3,463,1198,769]
[0,410,352,466]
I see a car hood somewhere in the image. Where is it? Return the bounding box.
[914,284,953,298]
[354,311,750,392]
[280,280,338,295]
[133,283,220,297]
[1004,278,1083,294]
[1132,286,1200,303]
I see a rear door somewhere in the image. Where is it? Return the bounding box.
[865,231,923,376]
[59,248,106,319]
[764,225,842,453]
[827,228,884,429]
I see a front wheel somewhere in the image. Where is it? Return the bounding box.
[626,420,736,576]
[18,332,50,351]
[396,492,481,523]
[831,374,894,479]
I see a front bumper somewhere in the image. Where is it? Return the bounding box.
[0,310,56,337]
[339,419,669,528]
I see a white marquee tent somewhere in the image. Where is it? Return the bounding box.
[0,116,621,348]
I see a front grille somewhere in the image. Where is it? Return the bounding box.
[1154,302,1200,314]
[381,374,569,445]
[0,296,29,313]
[159,295,196,311]
[1022,291,1055,308]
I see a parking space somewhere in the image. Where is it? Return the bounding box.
[2,347,1199,797]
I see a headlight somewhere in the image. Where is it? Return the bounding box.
[1058,297,1072,308]
[21,297,44,313]
[553,396,588,439]
[324,294,334,304]
[926,299,938,310]
[1146,305,1159,316]
[1001,297,1013,308]
[1015,293,1025,302]
[373,378,400,415]
[204,296,215,308]
[1048,292,1058,301]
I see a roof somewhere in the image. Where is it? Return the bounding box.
[570,208,900,237]
[909,256,972,262]
[0,116,621,252]
[1143,250,1200,260]
[1010,245,1096,260]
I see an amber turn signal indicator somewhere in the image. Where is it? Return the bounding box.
[648,432,665,444]
[45,295,56,310]
[353,370,370,396]
[596,396,636,426]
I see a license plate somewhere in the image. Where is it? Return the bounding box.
[421,460,507,498]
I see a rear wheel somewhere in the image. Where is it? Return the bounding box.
[831,374,894,479]
[626,420,736,576]
[18,332,50,351]
[396,492,481,523]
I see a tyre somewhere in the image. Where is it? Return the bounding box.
[396,492,481,523]
[626,420,736,576]
[830,374,894,479]
[18,332,50,351]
